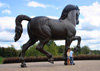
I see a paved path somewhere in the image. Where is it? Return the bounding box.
[0,60,100,71]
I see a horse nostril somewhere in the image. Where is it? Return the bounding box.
[76,21,79,25]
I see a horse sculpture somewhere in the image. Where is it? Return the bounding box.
[14,4,81,67]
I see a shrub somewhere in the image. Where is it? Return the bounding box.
[3,55,100,64]
[0,57,4,64]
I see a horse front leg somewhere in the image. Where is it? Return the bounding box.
[64,38,72,65]
[71,36,81,52]
[64,36,81,65]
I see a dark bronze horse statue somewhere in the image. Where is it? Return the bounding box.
[14,4,81,67]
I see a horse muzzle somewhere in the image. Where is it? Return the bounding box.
[76,21,79,25]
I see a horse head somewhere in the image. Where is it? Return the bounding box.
[59,4,80,26]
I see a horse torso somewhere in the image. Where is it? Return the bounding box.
[29,16,76,40]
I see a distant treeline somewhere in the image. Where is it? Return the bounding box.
[0,41,100,57]
[0,45,19,57]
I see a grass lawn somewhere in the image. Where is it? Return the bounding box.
[0,57,4,64]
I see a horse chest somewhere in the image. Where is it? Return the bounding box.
[66,25,76,37]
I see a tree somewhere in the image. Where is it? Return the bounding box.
[0,46,19,57]
[80,46,90,54]
[58,45,64,56]
[91,50,100,55]
[45,40,58,56]
[25,44,42,57]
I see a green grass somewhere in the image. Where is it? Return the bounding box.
[0,57,4,64]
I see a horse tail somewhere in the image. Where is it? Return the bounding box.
[14,15,31,42]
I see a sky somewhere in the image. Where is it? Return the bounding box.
[0,0,100,50]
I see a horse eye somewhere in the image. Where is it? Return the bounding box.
[76,14,78,17]
[76,13,78,16]
[76,13,79,19]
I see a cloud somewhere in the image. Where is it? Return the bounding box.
[2,9,11,14]
[0,2,10,8]
[27,1,59,9]
[0,16,28,33]
[47,16,58,19]
[76,30,100,50]
[77,30,100,39]
[0,2,4,7]
[0,16,29,49]
[11,42,21,50]
[0,31,14,42]
[27,1,47,8]
[0,17,15,30]
[0,17,15,42]
[79,2,100,31]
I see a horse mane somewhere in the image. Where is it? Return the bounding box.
[59,4,79,20]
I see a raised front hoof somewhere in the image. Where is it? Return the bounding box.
[21,64,27,68]
[64,62,67,65]
[74,47,79,53]
[48,58,54,64]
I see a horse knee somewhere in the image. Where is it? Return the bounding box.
[22,45,26,52]
[36,47,42,50]
[78,36,81,41]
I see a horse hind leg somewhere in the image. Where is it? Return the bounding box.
[36,38,54,64]
[20,39,37,68]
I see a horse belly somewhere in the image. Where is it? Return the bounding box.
[51,30,66,40]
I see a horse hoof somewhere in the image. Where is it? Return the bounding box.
[74,48,79,53]
[64,62,67,65]
[48,58,54,64]
[21,64,27,68]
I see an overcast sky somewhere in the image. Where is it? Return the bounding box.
[0,0,100,50]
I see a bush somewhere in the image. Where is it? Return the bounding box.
[0,57,4,64]
[74,55,100,60]
[0,46,19,57]
[3,56,63,64]
[3,55,100,64]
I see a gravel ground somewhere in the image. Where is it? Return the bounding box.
[0,60,100,71]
